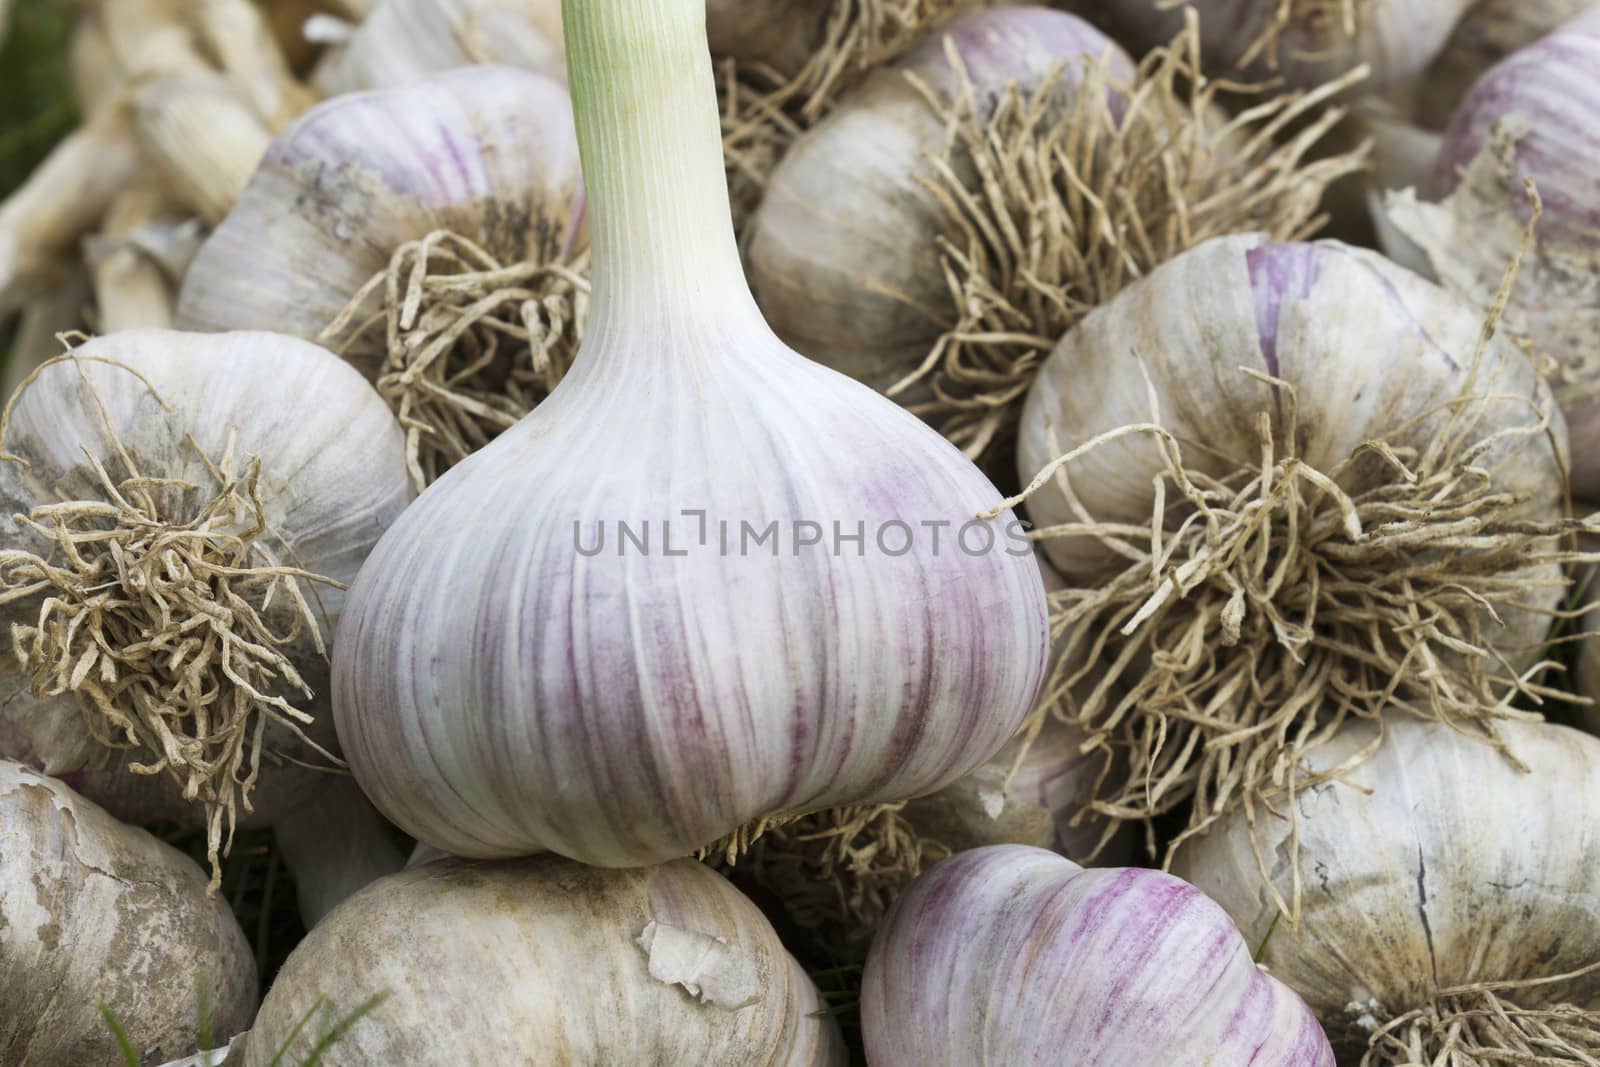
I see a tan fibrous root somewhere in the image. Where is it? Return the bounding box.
[0,354,342,887]
[719,0,973,234]
[1358,961,1600,1066]
[321,230,590,490]
[988,228,1594,914]
[895,13,1370,461]
[1159,0,1376,69]
[710,803,952,951]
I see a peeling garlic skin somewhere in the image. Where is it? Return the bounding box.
[747,7,1133,392]
[0,330,413,829]
[862,845,1334,1065]
[1433,6,1600,245]
[243,856,847,1066]
[0,761,257,1066]
[1175,719,1600,1058]
[177,65,584,378]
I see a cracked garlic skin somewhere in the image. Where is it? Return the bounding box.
[244,855,847,1065]
[0,761,257,1065]
[332,0,1049,868]
[863,845,1335,1065]
[177,65,584,379]
[1175,719,1600,1060]
[747,6,1133,393]
[311,0,565,95]
[1019,234,1564,654]
[0,329,412,829]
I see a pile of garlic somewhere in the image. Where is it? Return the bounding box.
[2,0,1599,1064]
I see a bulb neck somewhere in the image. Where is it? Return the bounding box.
[563,0,757,335]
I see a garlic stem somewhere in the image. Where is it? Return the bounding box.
[190,0,318,129]
[563,0,755,331]
[134,73,272,224]
[272,776,407,927]
[89,182,179,332]
[5,267,90,396]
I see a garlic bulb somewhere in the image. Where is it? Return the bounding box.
[749,6,1134,395]
[1,761,257,1065]
[1012,234,1568,861]
[863,845,1335,1065]
[332,0,1048,868]
[1386,7,1600,501]
[1105,0,1475,92]
[310,0,565,96]
[748,6,1365,456]
[0,330,412,873]
[706,0,830,80]
[1176,718,1600,1062]
[1409,0,1596,129]
[178,65,586,486]
[242,855,847,1065]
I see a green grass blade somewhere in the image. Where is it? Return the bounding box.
[99,1004,141,1067]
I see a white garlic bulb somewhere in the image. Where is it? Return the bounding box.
[1176,718,1600,1062]
[242,855,847,1065]
[1104,0,1476,92]
[1013,234,1568,859]
[1,760,257,1065]
[310,0,565,96]
[749,6,1134,393]
[1386,7,1600,501]
[0,329,412,867]
[332,0,1049,868]
[178,65,586,485]
[863,845,1335,1065]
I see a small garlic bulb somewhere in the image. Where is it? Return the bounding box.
[1013,234,1568,860]
[706,0,831,79]
[1386,7,1600,500]
[272,777,408,926]
[1176,719,1600,1062]
[863,845,1335,1065]
[310,0,565,96]
[1105,0,1476,91]
[332,0,1049,868]
[0,330,412,869]
[1,761,257,1065]
[749,6,1134,394]
[178,65,586,486]
[242,855,848,1065]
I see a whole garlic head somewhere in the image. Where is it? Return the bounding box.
[243,855,847,1065]
[1,760,258,1065]
[863,845,1336,1065]
[1176,718,1600,1062]
[0,330,412,858]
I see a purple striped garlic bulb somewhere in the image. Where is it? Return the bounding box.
[310,0,565,96]
[1176,719,1600,1062]
[1104,0,1475,91]
[1386,6,1600,500]
[2,761,258,1065]
[178,65,586,486]
[243,855,847,1065]
[862,845,1335,1065]
[0,330,412,870]
[748,6,1133,394]
[331,0,1049,868]
[1013,234,1569,865]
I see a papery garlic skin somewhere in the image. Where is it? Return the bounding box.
[310,0,564,95]
[0,761,257,1065]
[705,0,830,78]
[243,856,847,1066]
[1175,718,1600,1057]
[332,0,1049,867]
[177,65,583,379]
[863,845,1335,1065]
[748,7,1132,392]
[0,329,412,829]
[1019,234,1562,652]
[1105,0,1475,91]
